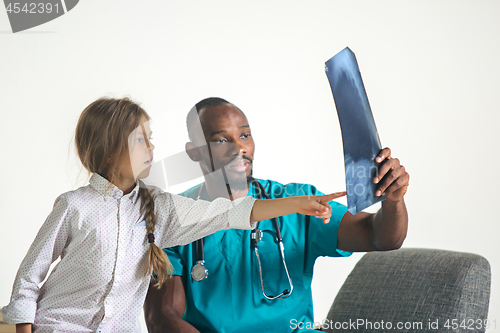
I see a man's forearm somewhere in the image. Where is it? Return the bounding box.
[146,314,199,333]
[370,198,408,250]
[144,276,200,333]
[16,323,32,333]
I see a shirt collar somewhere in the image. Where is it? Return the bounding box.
[89,173,140,202]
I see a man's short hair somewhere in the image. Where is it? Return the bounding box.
[186,97,231,141]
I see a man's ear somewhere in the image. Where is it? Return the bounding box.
[185,142,200,161]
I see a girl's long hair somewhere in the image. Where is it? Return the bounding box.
[74,97,173,287]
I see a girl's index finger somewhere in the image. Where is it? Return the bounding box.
[322,191,347,201]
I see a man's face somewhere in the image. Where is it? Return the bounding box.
[191,103,255,188]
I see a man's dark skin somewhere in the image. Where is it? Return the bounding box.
[144,102,409,333]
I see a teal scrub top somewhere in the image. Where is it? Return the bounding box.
[165,179,351,333]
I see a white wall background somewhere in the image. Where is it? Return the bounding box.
[1,0,499,331]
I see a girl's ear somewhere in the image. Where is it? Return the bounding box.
[185,142,200,161]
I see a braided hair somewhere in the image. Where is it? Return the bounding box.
[138,184,173,287]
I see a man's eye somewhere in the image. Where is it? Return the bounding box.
[215,138,227,143]
[241,133,251,139]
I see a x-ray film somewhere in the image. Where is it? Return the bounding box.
[325,47,386,214]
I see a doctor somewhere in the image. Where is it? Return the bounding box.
[144,97,409,333]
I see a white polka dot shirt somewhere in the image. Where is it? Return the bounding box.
[1,173,255,333]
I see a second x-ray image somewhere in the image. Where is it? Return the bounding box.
[325,47,387,214]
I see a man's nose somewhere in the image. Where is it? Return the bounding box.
[233,139,247,155]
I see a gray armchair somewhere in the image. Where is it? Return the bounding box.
[325,248,491,333]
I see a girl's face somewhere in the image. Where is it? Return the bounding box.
[120,116,155,182]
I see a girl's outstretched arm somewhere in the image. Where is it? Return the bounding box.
[250,192,346,224]
[155,192,346,248]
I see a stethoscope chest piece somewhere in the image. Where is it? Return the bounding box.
[191,260,209,281]
[251,228,262,247]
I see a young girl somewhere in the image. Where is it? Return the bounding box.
[1,97,343,333]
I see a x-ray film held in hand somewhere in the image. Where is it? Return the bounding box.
[325,47,386,214]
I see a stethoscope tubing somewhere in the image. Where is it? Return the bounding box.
[191,178,293,299]
[193,178,281,260]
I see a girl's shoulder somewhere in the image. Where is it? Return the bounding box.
[144,184,165,197]
[53,183,105,208]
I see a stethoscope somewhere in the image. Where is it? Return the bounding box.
[190,178,294,300]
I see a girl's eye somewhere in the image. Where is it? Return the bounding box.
[136,136,153,143]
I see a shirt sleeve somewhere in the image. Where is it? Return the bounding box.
[154,194,256,248]
[163,246,186,277]
[307,200,352,258]
[1,194,73,325]
[290,184,351,260]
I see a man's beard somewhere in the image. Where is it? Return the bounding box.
[223,168,253,192]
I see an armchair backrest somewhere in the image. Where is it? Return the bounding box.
[325,248,491,333]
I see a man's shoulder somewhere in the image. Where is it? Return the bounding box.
[178,183,204,199]
[164,183,211,255]
[177,180,320,199]
[257,178,321,198]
